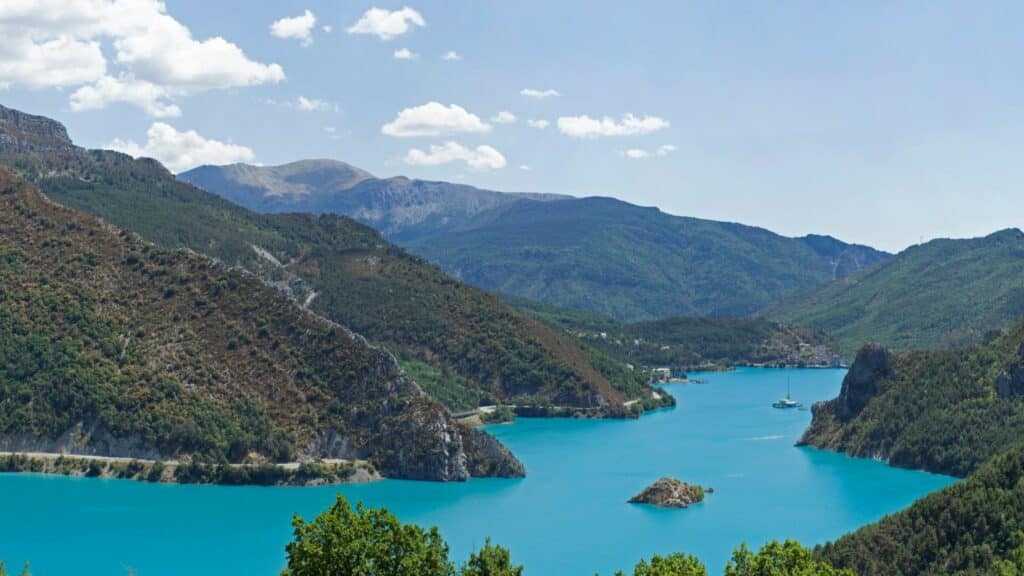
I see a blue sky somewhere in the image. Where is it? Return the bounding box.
[1,1,1023,252]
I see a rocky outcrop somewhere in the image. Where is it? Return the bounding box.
[628,477,705,508]
[996,344,1024,398]
[836,344,893,421]
[0,104,74,153]
[458,423,526,478]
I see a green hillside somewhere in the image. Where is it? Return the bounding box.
[509,297,838,369]
[816,443,1024,575]
[0,170,520,481]
[767,230,1024,355]
[181,162,888,322]
[403,197,888,321]
[0,104,664,416]
[799,319,1024,478]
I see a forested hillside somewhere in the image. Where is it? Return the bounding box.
[799,319,1024,477]
[767,230,1024,355]
[0,170,520,481]
[182,162,888,322]
[0,104,665,416]
[510,297,838,369]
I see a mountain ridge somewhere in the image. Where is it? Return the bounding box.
[182,162,890,321]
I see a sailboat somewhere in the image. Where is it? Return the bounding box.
[772,376,802,409]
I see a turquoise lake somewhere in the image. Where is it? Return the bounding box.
[0,368,955,575]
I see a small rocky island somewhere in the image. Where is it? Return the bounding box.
[628,476,706,508]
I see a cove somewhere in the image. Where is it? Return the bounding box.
[0,368,954,575]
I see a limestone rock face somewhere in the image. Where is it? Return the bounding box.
[996,345,1024,398]
[836,344,893,421]
[628,477,705,508]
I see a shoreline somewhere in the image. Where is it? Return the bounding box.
[0,452,380,486]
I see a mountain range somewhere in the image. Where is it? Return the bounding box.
[180,161,890,321]
[0,104,666,420]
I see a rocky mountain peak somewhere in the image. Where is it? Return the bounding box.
[0,104,74,153]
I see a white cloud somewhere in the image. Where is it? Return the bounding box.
[557,113,669,138]
[70,75,180,117]
[527,119,549,130]
[0,35,106,89]
[404,141,506,170]
[266,96,337,112]
[347,7,424,40]
[520,88,559,99]
[382,102,491,137]
[441,50,462,61]
[270,10,316,46]
[393,48,417,60]
[491,111,516,124]
[322,25,333,33]
[296,96,329,111]
[519,164,531,171]
[107,122,254,172]
[620,144,678,159]
[0,0,284,116]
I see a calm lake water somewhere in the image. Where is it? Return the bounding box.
[0,368,955,575]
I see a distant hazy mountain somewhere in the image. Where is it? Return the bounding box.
[180,161,565,239]
[181,162,889,321]
[767,229,1024,354]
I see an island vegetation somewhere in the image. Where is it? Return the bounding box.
[628,477,706,508]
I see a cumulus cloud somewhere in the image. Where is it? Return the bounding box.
[0,0,284,116]
[491,111,516,124]
[557,113,669,138]
[382,102,491,137]
[107,122,254,172]
[347,6,424,40]
[404,141,506,170]
[527,119,549,130]
[393,48,417,60]
[520,88,559,99]
[70,75,181,117]
[441,50,462,61]
[0,35,106,89]
[270,9,316,46]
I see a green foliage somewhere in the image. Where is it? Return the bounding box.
[0,171,497,480]
[283,495,454,576]
[768,229,1024,357]
[401,197,887,322]
[725,541,852,576]
[800,321,1024,477]
[816,445,1024,575]
[513,297,837,369]
[627,553,707,576]
[460,539,523,576]
[0,111,664,415]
